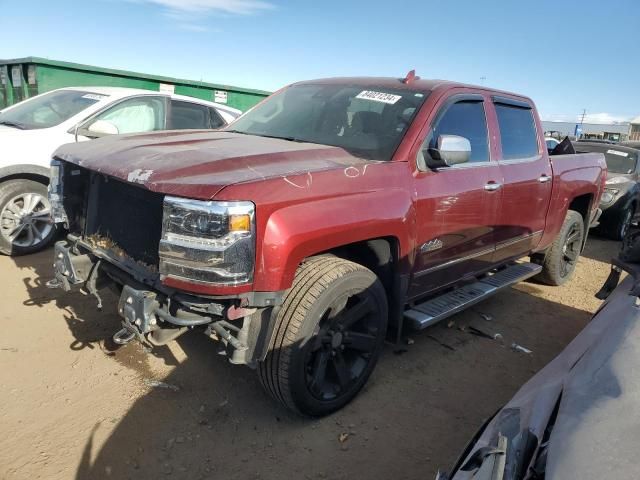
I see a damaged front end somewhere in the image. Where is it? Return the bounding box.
[46,159,278,366]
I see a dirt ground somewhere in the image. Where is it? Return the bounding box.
[0,237,620,480]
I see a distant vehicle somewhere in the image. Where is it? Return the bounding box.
[0,87,241,255]
[544,137,560,154]
[47,75,605,416]
[574,141,640,239]
[575,138,618,145]
[438,235,640,480]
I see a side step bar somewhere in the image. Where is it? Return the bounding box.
[404,262,542,330]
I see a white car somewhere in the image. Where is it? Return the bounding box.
[0,87,241,255]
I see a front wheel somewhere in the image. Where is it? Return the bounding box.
[258,256,388,416]
[0,179,57,256]
[536,209,584,286]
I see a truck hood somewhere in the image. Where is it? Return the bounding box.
[53,130,369,199]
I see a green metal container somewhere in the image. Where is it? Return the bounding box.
[0,57,270,111]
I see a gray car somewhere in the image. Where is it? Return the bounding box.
[438,231,640,479]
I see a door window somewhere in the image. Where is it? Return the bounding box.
[430,101,490,163]
[87,96,165,134]
[170,100,211,129]
[495,104,539,159]
[209,108,226,128]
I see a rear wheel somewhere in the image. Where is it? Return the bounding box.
[612,206,634,241]
[258,256,388,416]
[536,210,584,286]
[0,179,57,256]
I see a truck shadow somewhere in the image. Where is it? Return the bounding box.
[581,236,620,264]
[11,247,607,479]
[70,291,595,480]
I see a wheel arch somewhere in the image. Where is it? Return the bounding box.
[0,164,50,187]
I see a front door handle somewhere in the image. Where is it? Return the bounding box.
[484,182,502,192]
[539,174,551,183]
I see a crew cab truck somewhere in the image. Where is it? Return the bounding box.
[46,75,606,416]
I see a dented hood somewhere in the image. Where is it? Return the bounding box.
[53,130,367,199]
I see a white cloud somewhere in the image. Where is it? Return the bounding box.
[582,113,631,124]
[544,112,632,124]
[140,0,273,15]
[129,0,273,31]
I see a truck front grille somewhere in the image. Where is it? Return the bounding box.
[85,175,164,266]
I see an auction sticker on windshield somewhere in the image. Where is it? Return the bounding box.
[356,90,402,104]
[607,149,629,157]
[82,93,108,101]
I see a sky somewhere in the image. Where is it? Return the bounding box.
[1,0,639,123]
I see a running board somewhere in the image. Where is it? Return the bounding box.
[404,262,542,330]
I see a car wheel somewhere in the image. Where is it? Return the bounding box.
[258,256,388,416]
[0,179,57,256]
[614,207,634,241]
[536,209,584,286]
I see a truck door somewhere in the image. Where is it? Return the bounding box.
[490,97,553,262]
[410,93,503,299]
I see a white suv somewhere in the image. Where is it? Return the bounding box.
[0,87,241,256]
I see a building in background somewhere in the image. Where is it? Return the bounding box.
[0,57,270,112]
[542,120,633,142]
[630,116,640,141]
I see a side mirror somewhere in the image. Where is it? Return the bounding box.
[86,120,119,137]
[426,135,472,168]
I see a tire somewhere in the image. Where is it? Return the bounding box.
[258,256,388,416]
[611,206,634,241]
[536,210,584,286]
[0,179,57,256]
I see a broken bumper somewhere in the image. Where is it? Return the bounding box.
[46,238,273,365]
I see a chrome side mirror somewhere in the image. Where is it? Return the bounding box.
[426,135,472,168]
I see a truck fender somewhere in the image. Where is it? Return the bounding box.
[254,188,416,293]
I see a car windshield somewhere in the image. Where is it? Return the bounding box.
[228,83,428,161]
[575,144,638,174]
[0,90,105,130]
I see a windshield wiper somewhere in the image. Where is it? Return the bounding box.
[0,120,27,130]
[226,130,307,143]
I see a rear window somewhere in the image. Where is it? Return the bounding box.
[495,104,539,160]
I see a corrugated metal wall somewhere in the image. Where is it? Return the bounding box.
[0,57,270,112]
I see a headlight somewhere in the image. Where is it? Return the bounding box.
[48,158,68,225]
[159,197,255,285]
[601,189,619,205]
[605,176,630,185]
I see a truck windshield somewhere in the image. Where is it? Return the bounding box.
[228,83,428,161]
[0,90,104,130]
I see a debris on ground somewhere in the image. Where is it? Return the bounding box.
[467,326,498,340]
[143,379,180,392]
[426,335,456,351]
[338,433,349,443]
[511,343,533,354]
[447,320,456,328]
[477,312,493,322]
[406,338,415,345]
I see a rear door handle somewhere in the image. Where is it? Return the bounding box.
[539,174,551,183]
[484,182,502,192]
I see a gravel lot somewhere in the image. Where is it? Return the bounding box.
[0,237,620,480]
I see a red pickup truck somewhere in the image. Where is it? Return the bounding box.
[47,74,606,416]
